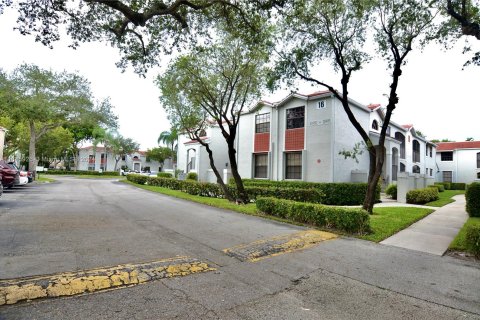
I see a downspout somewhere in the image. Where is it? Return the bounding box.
[331,95,336,182]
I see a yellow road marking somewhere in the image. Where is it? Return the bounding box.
[0,256,215,306]
[223,230,337,262]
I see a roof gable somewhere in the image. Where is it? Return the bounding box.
[436,141,480,151]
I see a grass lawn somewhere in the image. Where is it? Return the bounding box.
[425,190,465,207]
[359,207,435,242]
[449,217,480,252]
[36,176,56,183]
[75,175,125,179]
[124,180,435,242]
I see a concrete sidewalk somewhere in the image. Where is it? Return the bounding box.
[380,195,468,255]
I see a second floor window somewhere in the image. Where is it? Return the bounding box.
[286,106,304,129]
[441,152,453,161]
[412,140,420,163]
[255,113,270,133]
[477,152,480,168]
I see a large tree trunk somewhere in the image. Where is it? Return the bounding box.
[362,145,385,213]
[204,143,234,202]
[227,139,249,204]
[28,121,37,179]
[72,146,79,171]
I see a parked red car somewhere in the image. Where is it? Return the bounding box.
[0,160,20,189]
[0,174,3,197]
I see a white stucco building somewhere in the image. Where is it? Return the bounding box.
[77,146,171,173]
[176,91,436,186]
[435,141,480,184]
[0,126,6,160]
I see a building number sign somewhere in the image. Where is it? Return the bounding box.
[317,100,326,109]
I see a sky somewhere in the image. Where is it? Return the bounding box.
[0,7,479,150]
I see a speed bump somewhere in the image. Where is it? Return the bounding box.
[0,256,215,306]
[223,230,337,262]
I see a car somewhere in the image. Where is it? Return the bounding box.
[16,171,29,186]
[7,162,32,184]
[0,174,3,198]
[0,160,20,189]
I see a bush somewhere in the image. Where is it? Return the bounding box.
[433,183,445,192]
[230,186,324,203]
[465,225,480,257]
[186,172,198,181]
[43,170,119,176]
[385,184,397,199]
[126,174,148,185]
[466,182,480,217]
[436,182,451,190]
[406,187,439,204]
[157,172,173,178]
[450,183,467,190]
[229,179,379,205]
[256,197,370,234]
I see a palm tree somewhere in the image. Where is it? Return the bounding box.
[157,128,178,152]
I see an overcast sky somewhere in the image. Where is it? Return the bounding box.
[0,8,478,150]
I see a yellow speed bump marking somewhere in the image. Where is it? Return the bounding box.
[223,230,337,262]
[0,256,215,306]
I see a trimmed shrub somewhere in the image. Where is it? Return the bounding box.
[231,186,324,203]
[157,172,173,178]
[466,182,480,217]
[256,197,370,234]
[406,187,439,204]
[186,172,198,181]
[385,184,397,199]
[43,170,119,176]
[229,179,379,205]
[450,183,467,190]
[465,225,480,258]
[436,182,451,190]
[433,183,445,192]
[126,174,148,185]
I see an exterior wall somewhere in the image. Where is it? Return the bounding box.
[77,148,162,172]
[436,149,480,184]
[237,111,256,179]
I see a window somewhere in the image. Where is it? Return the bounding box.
[412,165,420,174]
[429,145,433,157]
[255,113,270,133]
[477,152,480,168]
[443,171,453,183]
[392,148,398,181]
[372,120,378,130]
[430,168,433,176]
[254,154,268,178]
[425,168,428,175]
[100,153,106,170]
[285,152,302,179]
[477,172,480,179]
[121,155,126,161]
[395,132,406,159]
[400,163,406,172]
[386,126,391,137]
[412,140,420,163]
[286,106,304,129]
[441,152,453,161]
[88,155,95,171]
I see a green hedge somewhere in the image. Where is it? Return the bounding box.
[256,197,370,234]
[433,183,445,192]
[186,172,198,181]
[126,174,148,185]
[143,176,323,203]
[43,170,119,176]
[385,184,397,199]
[466,182,480,217]
[229,179,379,205]
[465,225,480,257]
[436,182,451,190]
[450,183,467,190]
[406,187,439,204]
[157,172,173,178]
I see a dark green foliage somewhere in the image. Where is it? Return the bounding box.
[433,183,446,192]
[450,183,466,190]
[466,183,480,217]
[126,174,148,185]
[231,186,324,203]
[465,225,480,257]
[229,179,379,205]
[43,170,119,176]
[385,184,398,199]
[406,188,439,204]
[157,172,173,178]
[436,182,451,190]
[256,197,370,234]
[186,172,198,181]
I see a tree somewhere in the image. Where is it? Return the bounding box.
[466,137,475,141]
[158,35,268,203]
[108,134,140,171]
[273,0,438,213]
[36,127,74,168]
[0,64,117,177]
[431,138,455,142]
[145,147,174,167]
[2,1,283,73]
[158,128,178,155]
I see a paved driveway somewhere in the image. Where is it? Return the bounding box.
[0,177,479,319]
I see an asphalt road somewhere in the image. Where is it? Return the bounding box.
[0,177,479,319]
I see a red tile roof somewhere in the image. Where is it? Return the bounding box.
[184,137,209,145]
[402,124,413,129]
[367,104,381,110]
[302,90,332,97]
[436,141,480,151]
